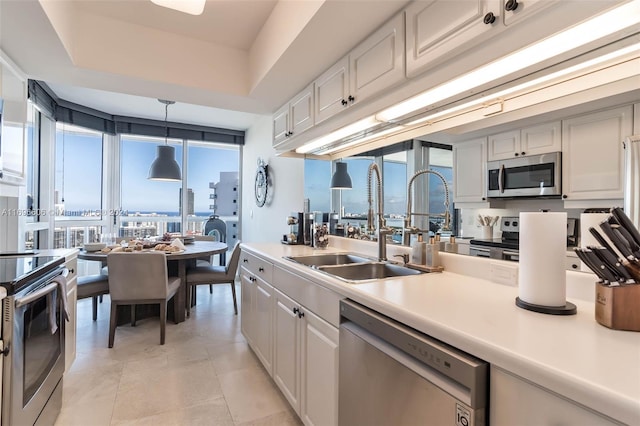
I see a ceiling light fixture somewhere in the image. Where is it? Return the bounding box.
[148,99,182,182]
[376,1,640,123]
[330,161,353,189]
[150,0,206,15]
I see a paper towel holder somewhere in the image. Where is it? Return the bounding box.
[515,297,577,315]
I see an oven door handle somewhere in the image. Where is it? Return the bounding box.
[15,282,58,309]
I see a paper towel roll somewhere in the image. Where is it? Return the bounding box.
[579,212,612,272]
[518,212,567,307]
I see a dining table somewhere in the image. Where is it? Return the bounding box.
[78,240,228,323]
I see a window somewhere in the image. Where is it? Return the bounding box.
[341,157,374,219]
[304,159,331,212]
[185,141,239,235]
[55,124,103,219]
[427,146,453,234]
[25,102,38,223]
[120,135,183,238]
[383,151,407,217]
[53,124,105,249]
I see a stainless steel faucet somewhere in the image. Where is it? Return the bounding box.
[367,163,393,261]
[402,169,451,246]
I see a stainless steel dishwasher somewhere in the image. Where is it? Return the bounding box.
[339,300,488,426]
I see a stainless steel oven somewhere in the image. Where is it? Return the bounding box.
[487,152,561,198]
[1,255,66,426]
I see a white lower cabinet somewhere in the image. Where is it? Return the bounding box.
[491,366,620,425]
[65,253,78,372]
[240,267,274,374]
[273,288,339,426]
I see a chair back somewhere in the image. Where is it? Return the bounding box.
[107,251,170,301]
[203,215,226,242]
[225,241,242,278]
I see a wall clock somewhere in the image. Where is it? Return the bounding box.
[254,158,269,207]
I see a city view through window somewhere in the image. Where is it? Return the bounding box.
[48,126,240,249]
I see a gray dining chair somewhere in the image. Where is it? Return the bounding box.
[77,274,109,321]
[106,251,181,348]
[185,241,241,317]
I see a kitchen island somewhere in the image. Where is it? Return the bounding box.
[241,240,640,426]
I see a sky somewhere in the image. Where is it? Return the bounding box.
[55,131,239,214]
[55,129,450,218]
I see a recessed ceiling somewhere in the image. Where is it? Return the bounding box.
[0,0,409,129]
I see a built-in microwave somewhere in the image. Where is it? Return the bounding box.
[487,152,561,198]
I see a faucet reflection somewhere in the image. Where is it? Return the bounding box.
[367,163,393,261]
[402,169,451,246]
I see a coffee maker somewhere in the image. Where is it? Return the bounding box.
[283,212,314,245]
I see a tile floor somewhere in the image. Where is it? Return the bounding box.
[56,283,301,426]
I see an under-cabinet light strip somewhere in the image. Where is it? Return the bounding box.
[376,1,640,122]
[295,116,380,154]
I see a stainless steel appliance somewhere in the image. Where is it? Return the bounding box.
[339,299,488,426]
[487,152,561,198]
[470,216,579,262]
[1,255,67,426]
[470,217,520,261]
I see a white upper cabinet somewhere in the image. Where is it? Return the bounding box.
[405,0,502,78]
[562,105,632,202]
[453,137,488,204]
[502,0,558,26]
[273,84,314,148]
[315,13,405,126]
[488,121,561,161]
[314,57,350,126]
[348,12,405,107]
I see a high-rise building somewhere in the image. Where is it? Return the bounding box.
[179,188,195,215]
[210,172,238,216]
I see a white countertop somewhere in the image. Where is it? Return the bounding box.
[242,241,640,425]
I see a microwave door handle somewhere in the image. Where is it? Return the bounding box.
[498,164,505,193]
[15,282,58,308]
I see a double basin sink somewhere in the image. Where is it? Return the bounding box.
[284,253,424,283]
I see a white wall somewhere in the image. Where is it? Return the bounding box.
[241,115,305,243]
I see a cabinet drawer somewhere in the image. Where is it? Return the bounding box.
[273,266,342,327]
[240,250,273,282]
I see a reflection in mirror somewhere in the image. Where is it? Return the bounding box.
[303,140,455,246]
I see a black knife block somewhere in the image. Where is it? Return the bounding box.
[595,283,640,332]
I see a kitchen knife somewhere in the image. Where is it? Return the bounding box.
[611,207,640,247]
[588,246,635,283]
[599,219,637,261]
[611,223,640,258]
[574,248,615,283]
[588,227,623,259]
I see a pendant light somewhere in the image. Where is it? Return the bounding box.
[148,99,182,181]
[330,161,352,189]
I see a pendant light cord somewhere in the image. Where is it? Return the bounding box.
[164,101,169,145]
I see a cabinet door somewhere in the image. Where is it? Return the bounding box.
[273,290,301,413]
[301,309,339,426]
[502,0,558,26]
[290,85,314,138]
[272,103,290,147]
[64,255,78,372]
[349,12,405,106]
[65,284,77,372]
[488,130,520,161]
[520,121,561,157]
[406,0,502,78]
[562,105,632,201]
[253,277,274,374]
[240,271,254,346]
[453,138,488,203]
[314,56,349,125]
